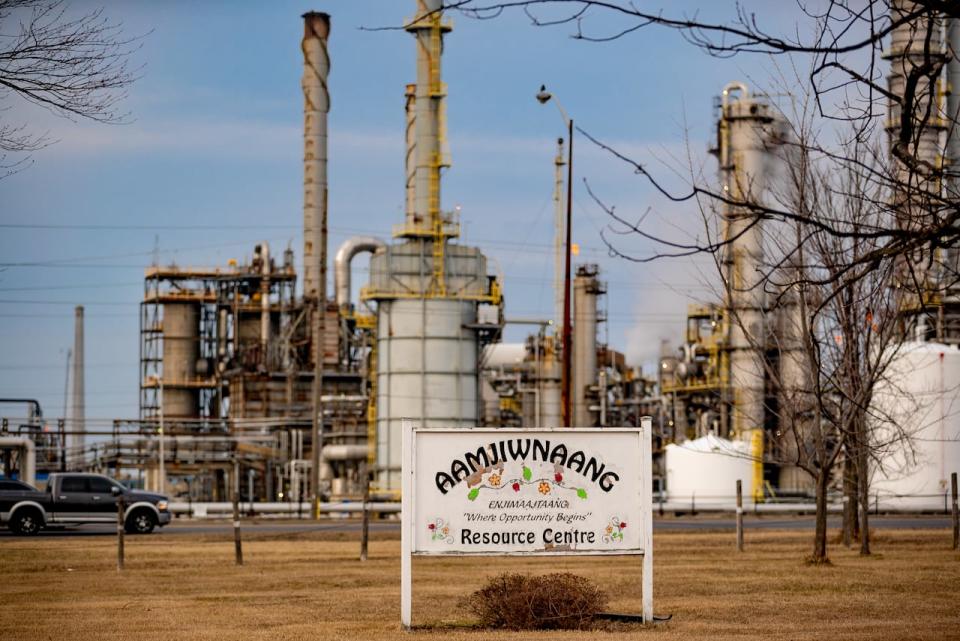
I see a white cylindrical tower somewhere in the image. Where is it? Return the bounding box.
[363,0,501,491]
[553,137,566,333]
[162,302,200,418]
[538,334,562,428]
[573,264,602,427]
[885,0,948,334]
[715,82,786,497]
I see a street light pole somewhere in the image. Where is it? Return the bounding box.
[537,85,574,427]
[563,116,573,427]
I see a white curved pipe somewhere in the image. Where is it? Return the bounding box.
[0,436,35,486]
[334,236,386,309]
[721,81,749,109]
[321,444,369,461]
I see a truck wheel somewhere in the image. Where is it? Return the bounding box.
[125,509,157,534]
[10,508,44,536]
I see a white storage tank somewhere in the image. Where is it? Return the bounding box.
[871,341,960,510]
[665,434,754,506]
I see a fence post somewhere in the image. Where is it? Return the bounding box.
[58,419,66,472]
[360,478,370,562]
[951,472,958,551]
[842,495,851,548]
[233,491,244,566]
[116,494,125,572]
[736,479,744,552]
[298,482,304,520]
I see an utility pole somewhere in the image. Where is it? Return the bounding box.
[562,117,573,427]
[553,137,566,334]
[537,86,574,427]
[159,377,166,494]
[62,348,71,429]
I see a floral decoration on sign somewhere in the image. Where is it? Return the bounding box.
[465,463,589,501]
[427,518,453,544]
[602,516,626,543]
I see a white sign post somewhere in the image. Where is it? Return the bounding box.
[400,418,654,628]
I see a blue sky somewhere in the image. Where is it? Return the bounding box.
[0,0,797,422]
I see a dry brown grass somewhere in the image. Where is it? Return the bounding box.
[0,527,958,640]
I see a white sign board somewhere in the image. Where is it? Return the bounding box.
[400,420,654,627]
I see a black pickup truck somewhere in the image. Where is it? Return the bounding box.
[0,473,171,535]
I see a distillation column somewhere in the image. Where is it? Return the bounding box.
[946,13,960,305]
[573,264,602,427]
[363,0,501,491]
[715,82,786,498]
[885,1,948,337]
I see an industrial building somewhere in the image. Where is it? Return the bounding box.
[1,0,957,511]
[12,0,651,502]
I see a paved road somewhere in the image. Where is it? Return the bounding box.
[0,515,952,539]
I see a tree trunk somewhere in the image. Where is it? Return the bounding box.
[842,444,859,546]
[857,416,871,555]
[812,469,830,562]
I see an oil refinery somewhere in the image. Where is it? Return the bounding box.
[0,0,958,514]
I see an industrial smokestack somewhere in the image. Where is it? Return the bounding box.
[303,11,331,517]
[302,11,330,300]
[407,0,449,228]
[70,305,85,469]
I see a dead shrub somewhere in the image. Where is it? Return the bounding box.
[464,572,608,630]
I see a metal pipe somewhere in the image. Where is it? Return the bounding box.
[321,444,369,461]
[0,436,35,485]
[334,236,387,310]
[0,399,43,418]
[158,377,165,494]
[404,83,417,225]
[259,242,271,362]
[505,317,553,326]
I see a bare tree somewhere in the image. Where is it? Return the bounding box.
[444,0,957,559]
[451,0,960,295]
[0,0,142,174]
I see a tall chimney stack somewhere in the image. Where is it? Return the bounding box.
[303,11,331,517]
[302,11,330,301]
[70,305,85,469]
